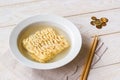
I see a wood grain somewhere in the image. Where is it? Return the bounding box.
[1,0,120,80]
[1,0,120,27]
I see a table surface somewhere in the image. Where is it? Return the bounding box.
[1,0,120,80]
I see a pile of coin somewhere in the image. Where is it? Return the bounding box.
[90,16,108,29]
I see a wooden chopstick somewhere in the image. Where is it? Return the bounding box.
[80,35,98,80]
[80,36,96,79]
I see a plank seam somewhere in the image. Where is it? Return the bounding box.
[0,0,43,7]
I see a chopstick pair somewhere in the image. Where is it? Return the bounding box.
[80,35,99,80]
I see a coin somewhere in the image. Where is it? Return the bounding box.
[94,19,101,25]
[90,16,108,29]
[90,21,96,26]
[91,16,97,20]
[100,17,108,22]
[101,22,106,26]
[96,25,102,29]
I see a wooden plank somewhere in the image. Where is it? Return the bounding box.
[93,34,120,68]
[1,1,120,80]
[0,0,36,7]
[88,63,120,80]
[0,27,13,53]
[67,9,120,37]
[1,0,120,27]
[67,10,120,68]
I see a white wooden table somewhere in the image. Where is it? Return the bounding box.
[1,0,120,80]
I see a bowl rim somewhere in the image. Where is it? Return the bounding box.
[9,14,82,69]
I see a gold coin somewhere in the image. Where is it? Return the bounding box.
[91,16,97,20]
[96,25,102,29]
[94,19,101,25]
[90,21,96,26]
[101,22,106,26]
[100,17,108,22]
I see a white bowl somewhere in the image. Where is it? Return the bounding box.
[9,14,82,69]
